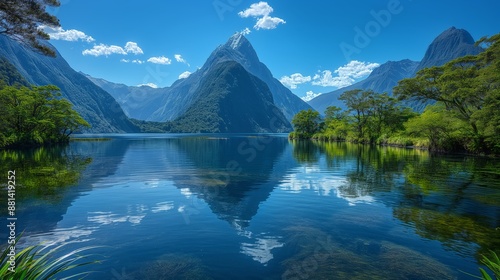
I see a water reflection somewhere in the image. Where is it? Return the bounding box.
[0,146,93,235]
[170,136,287,229]
[289,140,500,258]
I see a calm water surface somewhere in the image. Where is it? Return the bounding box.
[1,134,499,279]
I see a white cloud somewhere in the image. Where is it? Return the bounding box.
[254,15,286,30]
[238,2,273,17]
[240,27,251,35]
[120,59,130,63]
[82,44,127,56]
[279,73,311,89]
[238,2,285,30]
[83,41,143,57]
[137,83,158,88]
[301,91,322,102]
[147,56,172,65]
[42,26,95,42]
[178,71,192,79]
[124,41,143,55]
[174,54,189,66]
[312,60,380,88]
[121,58,144,64]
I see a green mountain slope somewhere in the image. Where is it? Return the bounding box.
[171,61,292,133]
[0,36,138,133]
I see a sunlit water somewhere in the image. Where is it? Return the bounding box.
[1,134,499,279]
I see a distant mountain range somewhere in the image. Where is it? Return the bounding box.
[87,33,312,124]
[0,27,485,133]
[0,36,138,133]
[308,27,484,114]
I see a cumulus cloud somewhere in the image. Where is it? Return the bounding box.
[238,2,273,17]
[301,91,322,102]
[255,15,286,30]
[124,42,143,55]
[279,73,311,89]
[312,60,380,88]
[178,71,192,79]
[82,44,127,56]
[137,83,158,88]
[147,56,172,65]
[41,26,94,42]
[238,2,285,30]
[83,41,143,57]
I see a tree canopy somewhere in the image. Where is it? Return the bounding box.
[0,85,90,148]
[0,0,60,56]
[395,33,500,153]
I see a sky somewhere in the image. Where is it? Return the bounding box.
[43,0,500,102]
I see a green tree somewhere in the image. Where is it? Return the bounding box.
[0,0,60,56]
[394,32,500,153]
[0,85,89,148]
[291,109,321,137]
[403,104,464,151]
[339,89,374,140]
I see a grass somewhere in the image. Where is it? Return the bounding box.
[462,250,500,280]
[0,237,100,280]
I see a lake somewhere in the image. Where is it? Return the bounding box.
[1,134,499,279]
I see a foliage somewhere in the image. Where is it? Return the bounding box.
[0,85,90,148]
[463,250,500,280]
[395,33,500,154]
[290,32,500,155]
[291,109,321,137]
[0,0,60,56]
[0,237,100,280]
[403,103,466,151]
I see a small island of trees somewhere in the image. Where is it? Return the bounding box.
[0,84,90,148]
[290,33,500,155]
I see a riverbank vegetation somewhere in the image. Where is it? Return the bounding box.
[290,33,500,155]
[0,84,90,149]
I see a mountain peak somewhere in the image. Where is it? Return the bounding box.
[414,27,482,73]
[225,33,250,50]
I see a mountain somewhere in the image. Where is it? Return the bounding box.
[308,27,483,114]
[88,33,312,123]
[0,36,138,133]
[199,33,313,121]
[414,26,483,74]
[308,59,419,113]
[170,61,291,133]
[83,74,166,120]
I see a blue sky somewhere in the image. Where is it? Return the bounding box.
[44,0,500,101]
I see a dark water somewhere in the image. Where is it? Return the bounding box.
[1,134,499,279]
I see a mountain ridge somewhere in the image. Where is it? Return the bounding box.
[0,36,138,133]
[308,27,483,114]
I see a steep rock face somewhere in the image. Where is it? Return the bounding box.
[308,27,483,113]
[414,27,483,74]
[0,36,138,133]
[171,61,291,133]
[308,59,419,113]
[203,34,313,121]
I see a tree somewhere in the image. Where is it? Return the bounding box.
[0,0,60,56]
[404,104,464,152]
[0,85,89,147]
[339,89,374,140]
[291,109,321,136]
[395,32,500,153]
